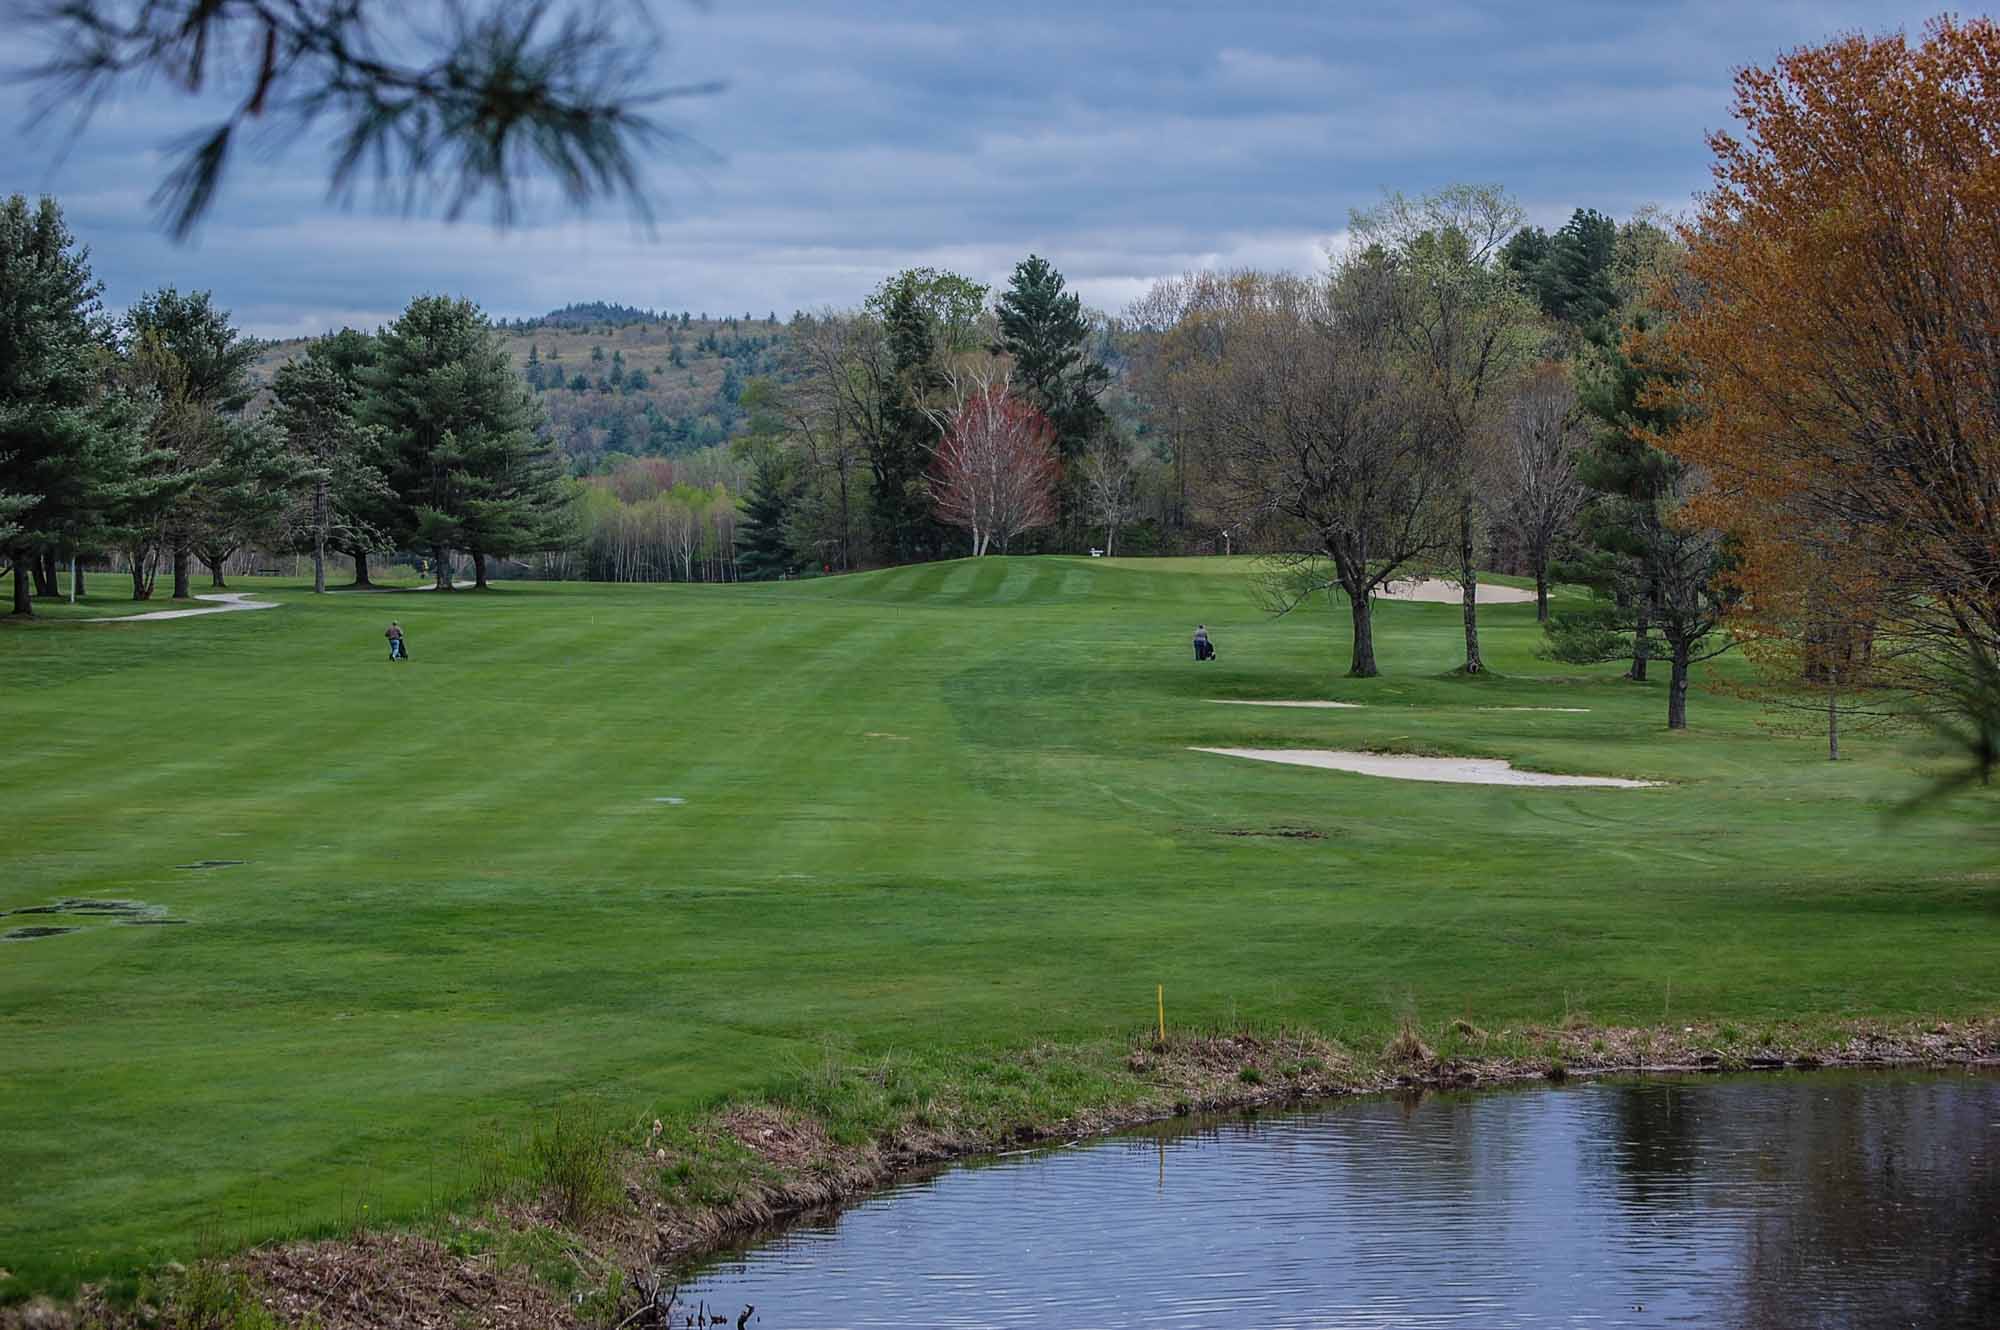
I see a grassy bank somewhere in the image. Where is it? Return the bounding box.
[3,556,1997,1297]
[18,1012,1998,1330]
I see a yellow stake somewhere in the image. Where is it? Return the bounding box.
[1156,984,1166,1044]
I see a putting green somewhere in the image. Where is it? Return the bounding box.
[2,555,1995,1288]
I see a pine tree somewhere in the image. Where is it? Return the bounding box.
[1546,308,1736,728]
[1502,208,1619,332]
[366,295,570,589]
[273,338,390,593]
[0,195,156,614]
[122,287,261,597]
[735,452,798,579]
[303,328,392,586]
[869,276,944,562]
[996,255,1110,539]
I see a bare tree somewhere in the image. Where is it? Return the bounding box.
[928,374,1058,557]
[1351,184,1537,673]
[1079,438,1137,555]
[781,311,881,570]
[1487,361,1588,621]
[1164,266,1453,677]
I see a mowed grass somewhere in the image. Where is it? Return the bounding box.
[2,556,1996,1284]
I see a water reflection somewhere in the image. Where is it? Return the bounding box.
[681,1070,1999,1328]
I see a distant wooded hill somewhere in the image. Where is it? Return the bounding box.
[252,307,797,470]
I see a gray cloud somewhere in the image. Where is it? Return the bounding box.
[0,0,1947,336]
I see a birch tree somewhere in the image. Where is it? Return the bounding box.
[929,377,1058,557]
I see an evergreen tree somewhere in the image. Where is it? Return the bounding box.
[869,276,945,562]
[0,195,156,614]
[735,451,798,579]
[609,349,626,387]
[1503,208,1619,332]
[272,338,390,593]
[1546,307,1736,727]
[122,287,261,597]
[366,295,570,589]
[298,329,393,586]
[996,255,1110,538]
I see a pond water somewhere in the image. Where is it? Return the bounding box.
[678,1069,1999,1328]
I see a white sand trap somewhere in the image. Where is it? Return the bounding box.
[88,591,278,623]
[1208,699,1363,709]
[1478,706,1592,713]
[1376,578,1536,605]
[1190,747,1657,788]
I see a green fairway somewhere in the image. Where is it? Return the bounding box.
[3,556,1996,1285]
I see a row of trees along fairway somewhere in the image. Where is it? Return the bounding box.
[1125,188,1731,726]
[746,259,1111,573]
[1,203,571,609]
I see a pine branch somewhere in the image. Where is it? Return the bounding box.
[20,0,721,239]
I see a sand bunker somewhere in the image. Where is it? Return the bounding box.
[1208,699,1363,710]
[1190,747,1657,788]
[1376,579,1536,605]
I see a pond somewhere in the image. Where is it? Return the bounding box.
[677,1068,1999,1328]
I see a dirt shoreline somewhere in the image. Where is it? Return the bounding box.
[16,1015,1998,1330]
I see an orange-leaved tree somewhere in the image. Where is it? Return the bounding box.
[1658,16,2000,774]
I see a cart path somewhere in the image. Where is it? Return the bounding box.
[87,592,279,622]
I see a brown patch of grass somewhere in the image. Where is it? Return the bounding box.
[1383,1016,1434,1066]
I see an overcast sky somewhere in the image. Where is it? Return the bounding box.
[3,0,1950,338]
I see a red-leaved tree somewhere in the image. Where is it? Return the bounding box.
[930,382,1059,556]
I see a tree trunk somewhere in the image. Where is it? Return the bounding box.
[1667,640,1692,730]
[837,466,851,570]
[1349,592,1378,678]
[33,549,56,597]
[1535,569,1550,623]
[1629,580,1653,681]
[128,543,156,600]
[205,555,227,588]
[10,553,32,616]
[312,539,327,595]
[433,547,452,591]
[472,551,489,589]
[351,548,374,589]
[74,560,85,599]
[1458,502,1482,674]
[1827,686,1840,761]
[171,542,192,599]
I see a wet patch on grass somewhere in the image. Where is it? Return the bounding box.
[174,859,244,870]
[1216,826,1325,839]
[0,898,186,936]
